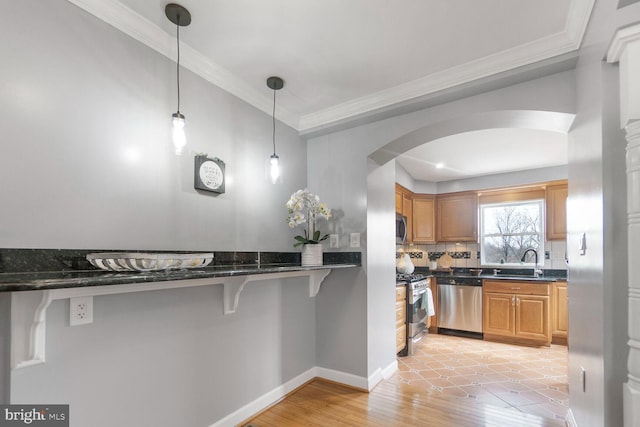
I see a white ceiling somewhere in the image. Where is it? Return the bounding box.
[395,128,568,182]
[67,0,588,180]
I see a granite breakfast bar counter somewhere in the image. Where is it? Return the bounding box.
[1,249,361,370]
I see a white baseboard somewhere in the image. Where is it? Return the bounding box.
[366,360,398,391]
[209,368,316,427]
[210,362,396,426]
[315,366,370,390]
[566,408,577,427]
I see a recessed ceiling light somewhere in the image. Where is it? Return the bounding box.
[435,163,444,169]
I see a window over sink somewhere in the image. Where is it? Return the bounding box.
[479,199,544,266]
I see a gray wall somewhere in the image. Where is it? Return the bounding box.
[0,295,9,404]
[11,282,315,427]
[0,0,306,252]
[366,159,397,377]
[566,0,640,425]
[307,70,576,380]
[1,1,316,425]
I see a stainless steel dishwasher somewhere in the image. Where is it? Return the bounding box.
[437,276,483,339]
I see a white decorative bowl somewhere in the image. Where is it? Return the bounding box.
[86,253,213,272]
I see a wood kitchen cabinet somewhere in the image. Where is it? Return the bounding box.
[483,280,552,346]
[396,285,407,354]
[436,192,478,242]
[395,189,403,214]
[396,184,413,243]
[551,281,568,345]
[428,277,438,333]
[412,195,436,244]
[546,182,568,241]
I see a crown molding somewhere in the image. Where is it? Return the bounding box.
[67,0,593,134]
[66,0,299,129]
[298,0,594,133]
[606,21,640,62]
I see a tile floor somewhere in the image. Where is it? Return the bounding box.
[392,334,569,422]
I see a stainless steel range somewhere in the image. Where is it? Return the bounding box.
[397,273,431,356]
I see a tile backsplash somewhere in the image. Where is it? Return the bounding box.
[396,240,567,270]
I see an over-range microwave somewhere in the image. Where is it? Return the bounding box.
[396,214,407,244]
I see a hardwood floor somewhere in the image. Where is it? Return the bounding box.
[241,335,568,427]
[241,379,564,426]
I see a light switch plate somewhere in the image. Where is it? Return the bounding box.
[329,234,339,248]
[579,233,587,255]
[350,233,360,248]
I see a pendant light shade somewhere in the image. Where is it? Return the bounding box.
[165,3,191,155]
[267,76,284,184]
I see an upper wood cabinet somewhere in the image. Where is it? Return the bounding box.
[546,183,568,240]
[396,184,414,243]
[412,195,436,244]
[403,195,413,242]
[436,192,478,242]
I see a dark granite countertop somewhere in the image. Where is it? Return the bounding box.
[413,267,567,283]
[436,274,563,282]
[0,263,359,292]
[0,249,361,292]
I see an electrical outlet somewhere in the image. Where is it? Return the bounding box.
[329,234,339,248]
[350,233,360,248]
[70,296,93,326]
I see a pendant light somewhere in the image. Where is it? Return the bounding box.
[165,3,191,155]
[267,76,284,184]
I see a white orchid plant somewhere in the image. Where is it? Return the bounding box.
[286,189,332,247]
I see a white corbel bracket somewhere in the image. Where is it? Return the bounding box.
[10,268,334,369]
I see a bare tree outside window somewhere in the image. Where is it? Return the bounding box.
[481,200,544,265]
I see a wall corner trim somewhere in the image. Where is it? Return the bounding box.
[566,408,578,427]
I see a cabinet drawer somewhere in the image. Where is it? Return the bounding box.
[483,280,550,296]
[396,285,406,301]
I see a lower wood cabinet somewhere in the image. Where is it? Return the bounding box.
[483,280,551,346]
[552,281,568,345]
[428,278,438,332]
[396,285,407,354]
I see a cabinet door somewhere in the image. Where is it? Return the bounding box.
[395,191,403,214]
[396,325,406,353]
[413,196,436,243]
[396,299,406,327]
[552,282,568,342]
[428,278,438,331]
[483,292,514,337]
[436,192,478,242]
[515,295,550,342]
[403,194,413,242]
[546,183,568,240]
[395,286,406,352]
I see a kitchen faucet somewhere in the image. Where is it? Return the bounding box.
[521,248,543,277]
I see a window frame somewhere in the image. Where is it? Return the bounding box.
[479,199,545,267]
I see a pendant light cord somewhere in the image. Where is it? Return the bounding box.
[272,88,277,156]
[176,21,181,113]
